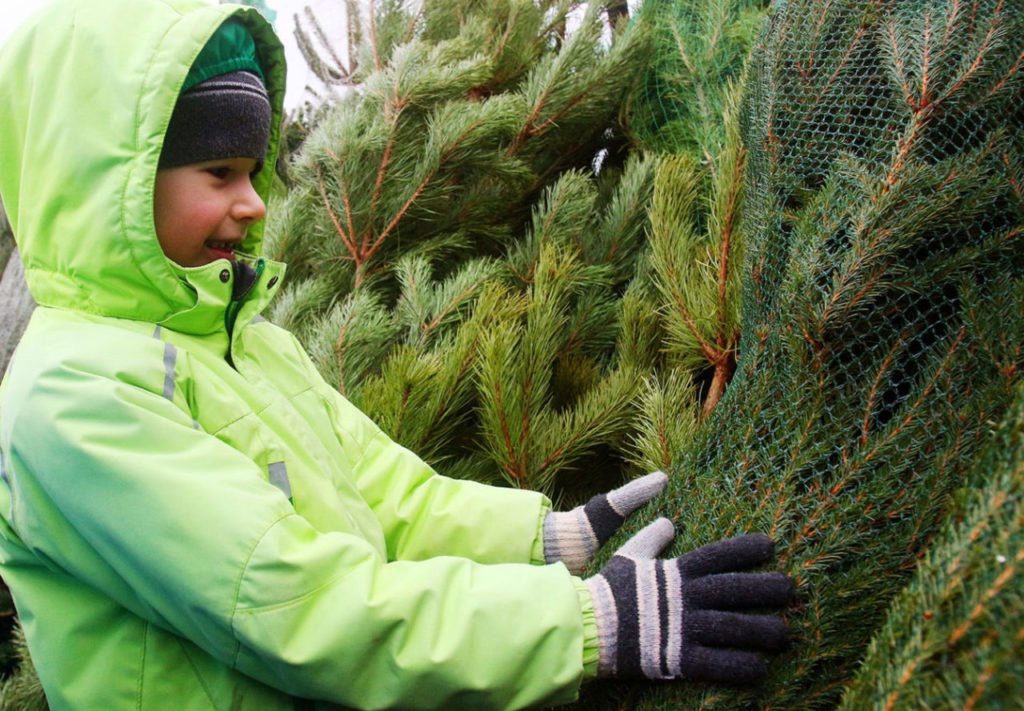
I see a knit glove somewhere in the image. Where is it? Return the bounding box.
[544,471,669,574]
[585,518,793,684]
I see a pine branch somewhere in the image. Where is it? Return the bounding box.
[648,149,743,413]
[627,370,701,473]
[507,0,651,159]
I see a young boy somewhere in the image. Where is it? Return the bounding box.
[0,1,792,708]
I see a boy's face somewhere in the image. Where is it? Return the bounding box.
[153,158,265,267]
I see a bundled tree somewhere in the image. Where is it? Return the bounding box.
[839,379,1024,709]
[581,0,1024,707]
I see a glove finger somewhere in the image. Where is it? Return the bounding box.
[686,609,789,651]
[616,517,675,560]
[679,533,776,577]
[585,471,669,545]
[684,571,794,610]
[680,644,768,685]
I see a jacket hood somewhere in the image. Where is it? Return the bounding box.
[0,0,285,327]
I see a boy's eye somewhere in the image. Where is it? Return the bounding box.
[205,167,231,180]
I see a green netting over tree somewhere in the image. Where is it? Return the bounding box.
[580,0,1024,707]
[839,379,1024,710]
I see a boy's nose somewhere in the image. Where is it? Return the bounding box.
[234,179,267,223]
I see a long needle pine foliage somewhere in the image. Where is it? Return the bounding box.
[268,0,661,499]
[579,0,1024,707]
[629,0,767,416]
[265,0,759,503]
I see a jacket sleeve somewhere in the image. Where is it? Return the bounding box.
[318,384,554,565]
[4,354,598,709]
[273,322,554,566]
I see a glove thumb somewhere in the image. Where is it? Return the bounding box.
[615,518,675,560]
[606,470,669,517]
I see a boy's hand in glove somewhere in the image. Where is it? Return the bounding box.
[544,471,669,574]
[585,518,793,684]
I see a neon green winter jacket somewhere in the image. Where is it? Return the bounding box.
[0,1,598,708]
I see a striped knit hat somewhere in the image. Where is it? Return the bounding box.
[159,19,271,169]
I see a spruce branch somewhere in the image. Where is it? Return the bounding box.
[839,383,1024,710]
[591,0,1024,707]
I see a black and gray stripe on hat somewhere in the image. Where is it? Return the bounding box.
[159,70,271,170]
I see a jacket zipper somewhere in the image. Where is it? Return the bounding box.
[224,258,265,366]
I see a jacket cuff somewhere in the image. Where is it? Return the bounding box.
[572,576,600,680]
[529,497,554,565]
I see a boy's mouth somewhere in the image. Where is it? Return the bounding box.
[206,239,238,261]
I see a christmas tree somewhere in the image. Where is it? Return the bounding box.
[582,0,1024,707]
[839,380,1024,709]
[269,0,1024,707]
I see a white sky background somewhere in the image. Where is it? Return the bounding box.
[0,0,348,112]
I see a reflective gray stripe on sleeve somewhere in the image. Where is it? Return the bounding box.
[161,343,178,401]
[152,325,177,401]
[268,461,291,499]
